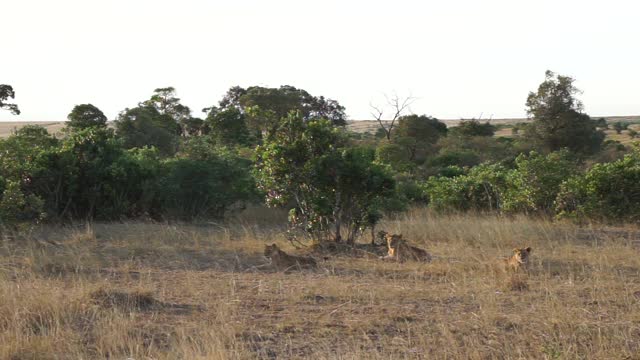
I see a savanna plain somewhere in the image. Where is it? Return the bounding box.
[1,207,640,359]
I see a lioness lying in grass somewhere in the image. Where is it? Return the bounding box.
[380,233,432,262]
[264,244,317,270]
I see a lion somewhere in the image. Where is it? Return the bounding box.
[381,233,432,262]
[264,244,317,270]
[502,247,532,271]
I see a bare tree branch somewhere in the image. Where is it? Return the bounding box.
[370,93,415,141]
[370,102,390,140]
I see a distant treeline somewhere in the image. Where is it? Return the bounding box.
[1,72,640,239]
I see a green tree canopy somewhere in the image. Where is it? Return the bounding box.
[205,107,252,147]
[67,104,108,130]
[450,119,495,137]
[213,85,347,139]
[556,150,640,222]
[0,84,20,115]
[143,87,193,136]
[393,114,447,162]
[524,70,604,155]
[115,105,180,156]
[255,112,397,243]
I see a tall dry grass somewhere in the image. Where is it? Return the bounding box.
[1,207,640,359]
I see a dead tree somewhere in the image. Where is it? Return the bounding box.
[370,93,415,141]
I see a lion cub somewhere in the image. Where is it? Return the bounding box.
[264,244,317,270]
[503,247,532,271]
[381,233,432,262]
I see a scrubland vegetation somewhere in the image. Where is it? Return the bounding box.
[2,70,640,358]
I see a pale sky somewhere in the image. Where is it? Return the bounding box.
[1,0,638,122]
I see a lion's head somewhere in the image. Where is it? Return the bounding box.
[512,247,532,264]
[385,233,403,256]
[264,244,280,258]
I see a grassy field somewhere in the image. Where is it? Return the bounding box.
[3,116,640,141]
[346,116,640,135]
[1,207,640,359]
[0,122,67,138]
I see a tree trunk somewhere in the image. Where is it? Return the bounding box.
[371,225,376,245]
[334,217,342,243]
[333,185,342,243]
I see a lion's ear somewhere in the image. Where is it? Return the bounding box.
[513,248,519,253]
[526,247,532,253]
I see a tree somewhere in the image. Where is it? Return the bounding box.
[115,105,180,156]
[502,150,578,214]
[181,117,206,136]
[556,150,640,222]
[0,180,45,228]
[158,143,257,220]
[594,117,608,129]
[613,122,629,134]
[0,84,20,115]
[0,125,59,183]
[425,163,508,213]
[393,115,447,162]
[309,96,347,126]
[370,93,415,141]
[375,142,412,171]
[218,86,247,109]
[451,119,495,137]
[38,128,165,220]
[255,112,397,243]
[524,70,604,155]
[143,87,193,136]
[235,85,347,138]
[67,104,108,130]
[205,107,252,146]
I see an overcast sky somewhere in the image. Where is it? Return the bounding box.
[2,0,638,122]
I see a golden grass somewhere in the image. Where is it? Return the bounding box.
[0,122,67,138]
[1,208,640,358]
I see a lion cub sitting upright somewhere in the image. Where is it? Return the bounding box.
[264,244,317,270]
[503,247,532,271]
[380,233,432,262]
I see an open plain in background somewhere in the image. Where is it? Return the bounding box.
[3,116,640,140]
[1,207,640,359]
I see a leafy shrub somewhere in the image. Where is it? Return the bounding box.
[375,142,412,171]
[502,151,578,214]
[556,151,640,222]
[157,155,255,220]
[33,128,160,220]
[428,149,481,168]
[255,114,399,243]
[450,119,495,137]
[425,163,508,213]
[0,180,45,228]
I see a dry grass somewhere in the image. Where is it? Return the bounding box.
[0,122,67,138]
[2,208,640,358]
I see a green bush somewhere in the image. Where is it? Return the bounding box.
[0,180,45,228]
[255,114,399,243]
[450,119,495,137]
[428,149,481,168]
[502,151,578,214]
[375,142,413,171]
[556,151,640,222]
[425,163,507,213]
[157,154,256,220]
